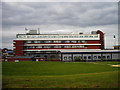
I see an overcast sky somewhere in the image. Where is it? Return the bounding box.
[1,1,119,49]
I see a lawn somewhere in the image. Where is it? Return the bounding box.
[2,61,120,88]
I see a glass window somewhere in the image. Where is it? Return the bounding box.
[78,41,82,43]
[89,36,93,38]
[54,41,59,43]
[47,46,51,48]
[50,46,54,48]
[64,46,70,48]
[102,56,106,59]
[57,46,61,48]
[80,36,83,38]
[84,35,88,38]
[37,41,40,43]
[64,36,68,38]
[88,56,91,59]
[37,46,42,48]
[80,45,84,48]
[64,56,67,60]
[34,41,38,43]
[69,36,73,38]
[27,41,32,43]
[98,56,101,59]
[107,56,110,59]
[94,36,98,37]
[28,46,34,48]
[45,41,52,43]
[55,46,58,48]
[84,56,87,59]
[61,40,65,43]
[81,41,85,43]
[68,56,72,60]
[71,40,77,43]
[94,56,97,59]
[65,41,70,43]
[61,46,64,48]
[74,36,78,38]
[31,41,34,43]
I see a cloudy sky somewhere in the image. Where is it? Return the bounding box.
[1,1,119,49]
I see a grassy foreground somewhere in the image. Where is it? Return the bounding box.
[2,61,120,88]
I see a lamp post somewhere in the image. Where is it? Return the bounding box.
[113,35,116,46]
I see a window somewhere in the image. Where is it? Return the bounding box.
[65,41,70,43]
[68,56,72,60]
[89,36,93,38]
[38,41,41,43]
[61,40,65,43]
[80,36,83,38]
[84,35,88,38]
[34,41,38,43]
[61,46,64,48]
[58,46,61,48]
[64,36,68,38]
[64,46,70,48]
[69,36,73,38]
[27,46,34,49]
[74,36,78,38]
[107,56,110,59]
[94,36,98,37]
[50,46,54,48]
[71,40,77,43]
[88,56,91,59]
[31,41,34,43]
[80,45,84,48]
[27,41,32,43]
[37,46,42,48]
[78,41,82,43]
[102,56,106,59]
[64,56,67,60]
[44,46,49,48]
[98,56,101,59]
[83,56,87,59]
[81,41,85,43]
[45,41,52,43]
[54,41,60,43]
[44,55,47,59]
[40,41,44,43]
[94,56,97,59]
[54,45,61,48]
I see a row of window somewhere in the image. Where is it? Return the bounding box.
[64,56,111,60]
[26,40,87,44]
[27,45,85,49]
[18,35,99,39]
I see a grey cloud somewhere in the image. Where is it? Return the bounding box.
[1,2,118,49]
[2,2,118,28]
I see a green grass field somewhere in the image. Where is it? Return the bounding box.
[2,61,120,88]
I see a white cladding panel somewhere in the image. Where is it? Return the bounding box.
[16,34,100,40]
[16,38,100,40]
[24,44,101,46]
[112,53,119,59]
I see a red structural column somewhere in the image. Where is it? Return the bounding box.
[13,40,24,56]
[97,30,104,49]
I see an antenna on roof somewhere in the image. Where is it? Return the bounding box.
[25,27,28,31]
[38,27,40,34]
[25,27,29,34]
